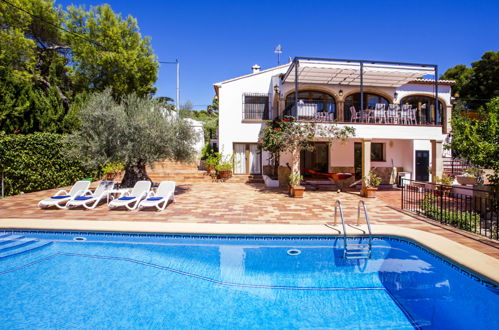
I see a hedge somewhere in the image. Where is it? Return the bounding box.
[0,133,91,196]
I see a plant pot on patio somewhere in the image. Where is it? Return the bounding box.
[290,185,305,198]
[217,169,232,180]
[364,187,377,198]
[456,175,476,186]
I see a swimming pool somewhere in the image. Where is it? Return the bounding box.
[0,231,498,329]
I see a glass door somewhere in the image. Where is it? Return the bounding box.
[233,143,261,174]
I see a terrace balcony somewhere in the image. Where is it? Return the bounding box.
[275,57,448,128]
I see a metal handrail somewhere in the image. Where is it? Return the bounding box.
[357,200,373,241]
[334,200,348,244]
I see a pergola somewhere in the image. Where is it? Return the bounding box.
[281,57,438,113]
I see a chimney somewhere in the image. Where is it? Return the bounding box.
[251,64,261,74]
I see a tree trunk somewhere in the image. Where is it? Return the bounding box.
[121,160,151,188]
[291,149,301,176]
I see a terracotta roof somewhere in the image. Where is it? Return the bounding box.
[409,78,455,85]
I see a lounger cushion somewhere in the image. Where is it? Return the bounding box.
[75,196,93,201]
[51,195,71,199]
[147,197,164,201]
[118,196,136,200]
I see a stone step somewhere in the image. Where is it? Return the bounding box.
[0,238,37,252]
[0,241,52,259]
[0,234,25,244]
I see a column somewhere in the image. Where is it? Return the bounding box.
[443,105,452,134]
[361,138,372,197]
[337,101,344,122]
[431,140,443,180]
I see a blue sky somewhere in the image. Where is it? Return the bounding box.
[56,0,499,109]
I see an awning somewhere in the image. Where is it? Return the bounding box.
[282,59,436,88]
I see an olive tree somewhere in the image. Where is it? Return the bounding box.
[67,89,198,186]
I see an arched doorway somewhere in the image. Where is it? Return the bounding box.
[400,95,443,125]
[344,92,389,122]
[285,90,337,120]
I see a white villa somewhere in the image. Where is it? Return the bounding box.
[214,57,454,195]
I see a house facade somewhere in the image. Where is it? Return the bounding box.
[214,57,453,194]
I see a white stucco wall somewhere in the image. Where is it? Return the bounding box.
[217,65,289,156]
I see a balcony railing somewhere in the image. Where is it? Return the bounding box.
[283,102,336,122]
[281,103,442,126]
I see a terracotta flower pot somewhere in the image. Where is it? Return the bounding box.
[291,185,305,198]
[217,169,232,180]
[364,187,378,198]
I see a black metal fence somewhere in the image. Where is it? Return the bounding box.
[401,179,499,240]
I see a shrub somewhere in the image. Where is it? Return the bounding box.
[420,194,480,232]
[0,133,91,196]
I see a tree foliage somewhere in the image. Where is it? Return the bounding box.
[0,0,158,134]
[67,90,198,187]
[441,51,499,110]
[448,98,499,184]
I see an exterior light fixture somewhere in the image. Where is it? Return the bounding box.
[394,92,398,100]
[274,85,280,93]
[338,89,343,97]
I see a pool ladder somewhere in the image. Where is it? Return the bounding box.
[334,200,373,259]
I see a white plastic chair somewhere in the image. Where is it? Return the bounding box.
[386,104,400,124]
[38,180,90,209]
[400,104,412,124]
[372,103,386,123]
[108,180,151,211]
[349,106,361,122]
[138,181,176,211]
[66,181,115,209]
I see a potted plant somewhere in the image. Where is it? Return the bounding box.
[101,162,124,181]
[434,175,454,195]
[456,167,481,186]
[363,170,381,198]
[289,173,305,198]
[205,153,221,176]
[215,154,234,180]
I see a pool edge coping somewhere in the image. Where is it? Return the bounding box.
[0,218,498,285]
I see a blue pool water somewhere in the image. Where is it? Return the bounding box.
[0,231,498,329]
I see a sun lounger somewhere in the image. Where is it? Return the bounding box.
[138,181,175,211]
[108,180,151,210]
[38,180,91,209]
[66,181,115,209]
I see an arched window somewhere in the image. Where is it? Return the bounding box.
[285,90,336,119]
[400,96,443,125]
[344,92,389,122]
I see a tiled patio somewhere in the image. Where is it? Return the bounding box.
[0,182,498,259]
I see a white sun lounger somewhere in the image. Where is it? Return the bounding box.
[138,181,176,211]
[66,181,115,209]
[38,180,91,209]
[108,180,151,211]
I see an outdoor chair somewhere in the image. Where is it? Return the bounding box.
[349,106,361,122]
[38,180,91,209]
[108,180,151,211]
[66,181,115,210]
[400,104,412,124]
[386,104,400,123]
[138,181,176,211]
[371,103,387,123]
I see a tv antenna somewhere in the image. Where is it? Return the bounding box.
[274,44,282,65]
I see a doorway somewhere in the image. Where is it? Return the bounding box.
[233,143,261,175]
[415,150,429,181]
[300,143,329,177]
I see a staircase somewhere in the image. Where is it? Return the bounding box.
[146,160,212,183]
[443,157,468,177]
[0,232,52,259]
